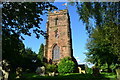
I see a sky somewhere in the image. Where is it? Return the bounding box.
[23,2,94,67]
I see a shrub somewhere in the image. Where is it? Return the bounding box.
[58,57,76,73]
[45,64,58,73]
[86,68,93,74]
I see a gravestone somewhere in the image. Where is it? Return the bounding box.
[1,60,10,80]
[36,66,45,76]
[16,67,22,79]
[48,72,55,76]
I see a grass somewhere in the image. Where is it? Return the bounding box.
[101,72,117,79]
[10,72,117,80]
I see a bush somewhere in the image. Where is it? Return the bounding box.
[45,64,58,73]
[86,68,93,74]
[58,57,76,73]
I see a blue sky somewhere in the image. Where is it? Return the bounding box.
[23,2,93,67]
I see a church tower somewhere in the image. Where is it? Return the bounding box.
[44,9,73,63]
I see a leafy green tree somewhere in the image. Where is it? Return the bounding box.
[24,47,35,55]
[37,44,44,62]
[2,2,57,39]
[58,57,76,73]
[75,2,120,61]
[2,2,57,72]
[74,2,119,34]
[45,64,58,73]
[2,31,42,72]
[85,23,119,72]
[71,2,120,70]
[22,48,42,72]
[2,31,25,72]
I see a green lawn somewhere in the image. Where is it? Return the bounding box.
[101,72,117,79]
[10,72,117,80]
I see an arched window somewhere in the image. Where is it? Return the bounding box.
[52,45,60,60]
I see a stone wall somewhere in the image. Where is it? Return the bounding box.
[44,9,73,63]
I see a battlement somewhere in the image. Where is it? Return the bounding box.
[48,9,68,15]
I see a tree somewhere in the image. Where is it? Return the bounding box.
[71,2,120,69]
[24,47,35,55]
[45,64,58,73]
[2,2,57,39]
[74,2,119,34]
[58,57,76,73]
[37,44,44,62]
[85,23,119,72]
[22,48,42,72]
[2,2,57,72]
[2,30,25,72]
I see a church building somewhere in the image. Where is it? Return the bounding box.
[44,9,73,63]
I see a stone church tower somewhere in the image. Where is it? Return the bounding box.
[44,9,73,63]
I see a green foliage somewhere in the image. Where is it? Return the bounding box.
[75,2,119,34]
[110,63,116,72]
[85,22,120,72]
[75,2,120,64]
[71,2,120,71]
[86,68,93,74]
[2,30,42,72]
[22,48,43,72]
[100,63,108,72]
[45,64,57,73]
[2,2,57,73]
[2,31,25,72]
[37,44,44,62]
[2,2,57,39]
[100,63,117,72]
[58,57,76,73]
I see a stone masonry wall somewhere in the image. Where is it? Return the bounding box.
[44,9,72,63]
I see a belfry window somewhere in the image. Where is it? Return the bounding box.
[52,45,60,60]
[55,18,58,25]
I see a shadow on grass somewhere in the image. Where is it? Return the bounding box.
[11,73,116,80]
